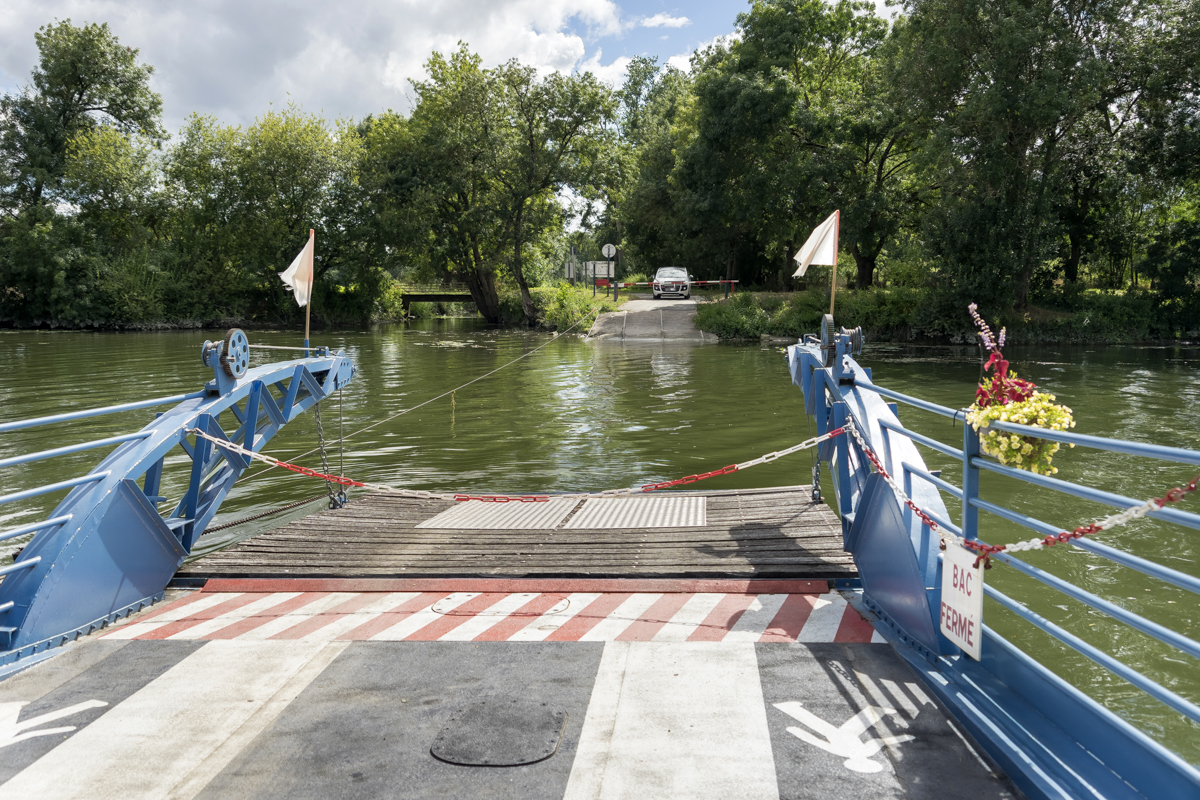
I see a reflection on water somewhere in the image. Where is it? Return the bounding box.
[1,325,1199,758]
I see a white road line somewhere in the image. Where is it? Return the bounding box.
[233,593,363,640]
[167,593,302,640]
[301,593,421,642]
[566,642,780,800]
[369,592,479,640]
[797,593,846,642]
[650,594,726,642]
[722,594,788,642]
[563,641,630,800]
[1,640,330,800]
[437,593,541,641]
[507,593,602,642]
[102,594,237,640]
[578,594,663,642]
[871,630,887,643]
[163,641,348,800]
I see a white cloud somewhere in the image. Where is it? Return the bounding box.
[0,0,628,133]
[578,49,631,88]
[667,32,739,73]
[640,13,689,29]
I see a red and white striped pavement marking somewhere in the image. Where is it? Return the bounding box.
[106,590,886,645]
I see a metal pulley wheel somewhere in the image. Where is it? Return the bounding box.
[841,325,864,356]
[200,339,219,368]
[819,314,836,367]
[220,328,250,379]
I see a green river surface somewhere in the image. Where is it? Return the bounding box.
[1,321,1198,762]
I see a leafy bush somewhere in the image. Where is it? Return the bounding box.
[694,285,1178,343]
[497,283,617,330]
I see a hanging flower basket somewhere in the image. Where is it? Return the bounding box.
[963,304,1074,476]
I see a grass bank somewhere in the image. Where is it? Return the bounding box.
[694,287,1194,344]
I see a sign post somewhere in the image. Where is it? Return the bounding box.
[939,543,983,660]
[603,244,616,299]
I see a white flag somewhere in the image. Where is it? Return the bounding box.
[792,211,839,277]
[279,231,314,307]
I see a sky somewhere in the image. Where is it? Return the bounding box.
[0,0,763,134]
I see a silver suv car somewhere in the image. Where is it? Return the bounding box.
[652,267,691,299]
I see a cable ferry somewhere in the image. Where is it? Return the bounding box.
[0,318,1197,800]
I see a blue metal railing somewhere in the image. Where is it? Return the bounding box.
[856,378,1200,706]
[0,342,356,663]
[791,337,1200,798]
[0,391,207,433]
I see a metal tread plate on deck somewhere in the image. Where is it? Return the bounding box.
[416,497,579,530]
[563,496,706,529]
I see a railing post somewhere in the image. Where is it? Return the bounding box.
[962,420,981,540]
[831,402,854,533]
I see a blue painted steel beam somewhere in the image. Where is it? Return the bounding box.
[855,380,960,418]
[972,457,1200,532]
[986,550,1200,660]
[0,472,110,506]
[0,516,72,544]
[878,417,964,459]
[0,558,40,577]
[0,392,207,432]
[900,461,964,499]
[985,584,1200,726]
[970,494,1200,596]
[0,432,152,469]
[0,349,356,664]
[1072,538,1200,595]
[986,419,1200,466]
[791,338,1200,794]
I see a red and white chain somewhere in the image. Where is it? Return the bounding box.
[843,415,1200,567]
[187,426,845,503]
[842,417,949,549]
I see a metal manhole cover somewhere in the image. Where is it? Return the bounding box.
[430,698,567,767]
[432,596,569,616]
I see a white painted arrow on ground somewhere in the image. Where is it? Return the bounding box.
[774,701,915,773]
[0,699,108,748]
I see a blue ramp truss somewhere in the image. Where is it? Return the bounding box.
[789,323,1200,800]
[0,336,356,664]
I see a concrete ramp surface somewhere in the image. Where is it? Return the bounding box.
[588,298,717,342]
[0,585,1016,800]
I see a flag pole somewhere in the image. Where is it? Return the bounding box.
[304,229,313,356]
[829,210,840,317]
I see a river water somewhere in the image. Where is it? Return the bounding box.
[1,322,1198,760]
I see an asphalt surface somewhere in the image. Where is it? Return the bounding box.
[0,636,1017,800]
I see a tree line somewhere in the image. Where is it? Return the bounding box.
[2,2,1198,332]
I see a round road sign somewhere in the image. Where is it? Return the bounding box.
[602,243,616,258]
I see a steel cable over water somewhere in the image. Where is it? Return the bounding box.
[188,426,848,502]
[261,308,604,479]
[213,309,602,528]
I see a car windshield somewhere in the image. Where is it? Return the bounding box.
[656,269,687,280]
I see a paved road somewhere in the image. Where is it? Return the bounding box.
[0,584,1017,800]
[588,296,717,342]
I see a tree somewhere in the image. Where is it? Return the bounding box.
[406,47,510,322]
[0,20,163,215]
[493,62,615,323]
[896,0,1200,306]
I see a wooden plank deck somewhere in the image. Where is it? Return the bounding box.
[179,485,855,580]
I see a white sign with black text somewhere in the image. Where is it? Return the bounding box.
[939,543,983,660]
